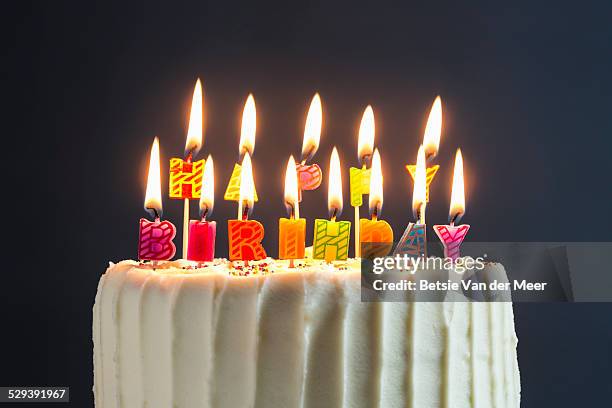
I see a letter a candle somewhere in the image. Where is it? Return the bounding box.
[297,93,324,202]
[169,79,204,258]
[187,155,216,263]
[279,155,306,266]
[395,145,428,258]
[350,106,375,257]
[228,152,267,263]
[434,149,470,260]
[225,94,259,217]
[406,96,442,202]
[139,137,177,262]
[359,149,393,257]
[313,147,351,262]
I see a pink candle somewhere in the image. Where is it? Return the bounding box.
[187,155,217,263]
[434,149,470,261]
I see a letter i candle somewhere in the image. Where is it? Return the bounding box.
[227,152,267,263]
[138,137,177,262]
[359,149,393,257]
[187,156,216,263]
[279,155,306,266]
[313,147,351,262]
[297,93,323,201]
[434,149,470,260]
[168,79,204,258]
[394,145,428,258]
[350,106,376,257]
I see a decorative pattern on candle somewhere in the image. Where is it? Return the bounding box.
[278,218,306,259]
[349,167,371,207]
[138,218,177,260]
[393,223,427,258]
[359,218,393,257]
[169,158,205,199]
[228,219,267,261]
[187,220,216,262]
[312,219,351,261]
[224,163,259,202]
[433,224,470,260]
[296,163,322,201]
[406,164,439,202]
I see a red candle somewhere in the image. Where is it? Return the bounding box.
[138,137,177,261]
[187,155,216,262]
[297,93,323,201]
[228,152,267,261]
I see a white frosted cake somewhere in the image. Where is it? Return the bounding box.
[93,258,520,408]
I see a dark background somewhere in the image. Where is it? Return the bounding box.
[3,0,612,406]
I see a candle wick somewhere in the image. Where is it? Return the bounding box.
[242,203,250,221]
[330,207,338,222]
[185,151,193,164]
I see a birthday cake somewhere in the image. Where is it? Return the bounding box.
[92,258,521,408]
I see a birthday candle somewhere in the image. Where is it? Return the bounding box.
[359,149,393,258]
[187,156,216,263]
[297,93,324,201]
[434,149,470,260]
[279,156,306,262]
[313,147,351,262]
[227,152,267,262]
[138,137,177,261]
[350,106,375,257]
[394,145,428,258]
[406,96,442,202]
[224,94,259,207]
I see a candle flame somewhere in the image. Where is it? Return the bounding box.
[200,155,214,217]
[144,137,163,218]
[284,155,299,217]
[368,148,383,217]
[358,105,375,165]
[328,147,343,218]
[185,78,203,156]
[239,151,255,215]
[239,94,256,158]
[301,93,322,162]
[423,96,442,160]
[450,149,465,224]
[412,145,427,221]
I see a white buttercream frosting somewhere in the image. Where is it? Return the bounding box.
[93,259,520,408]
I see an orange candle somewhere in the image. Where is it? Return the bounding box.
[359,149,393,257]
[227,152,267,262]
[279,156,306,262]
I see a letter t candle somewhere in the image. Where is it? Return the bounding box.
[279,155,306,266]
[434,149,470,260]
[138,137,177,262]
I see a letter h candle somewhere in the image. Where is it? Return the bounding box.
[313,147,351,262]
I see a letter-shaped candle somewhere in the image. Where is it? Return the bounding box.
[394,145,428,258]
[350,106,375,257]
[224,94,259,206]
[313,147,351,262]
[227,152,267,261]
[279,156,306,261]
[406,96,442,202]
[359,149,393,257]
[434,149,470,260]
[187,156,216,262]
[296,93,324,201]
[138,137,177,261]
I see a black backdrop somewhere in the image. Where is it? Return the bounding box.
[3,1,612,406]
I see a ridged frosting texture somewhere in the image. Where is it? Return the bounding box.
[93,260,520,408]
